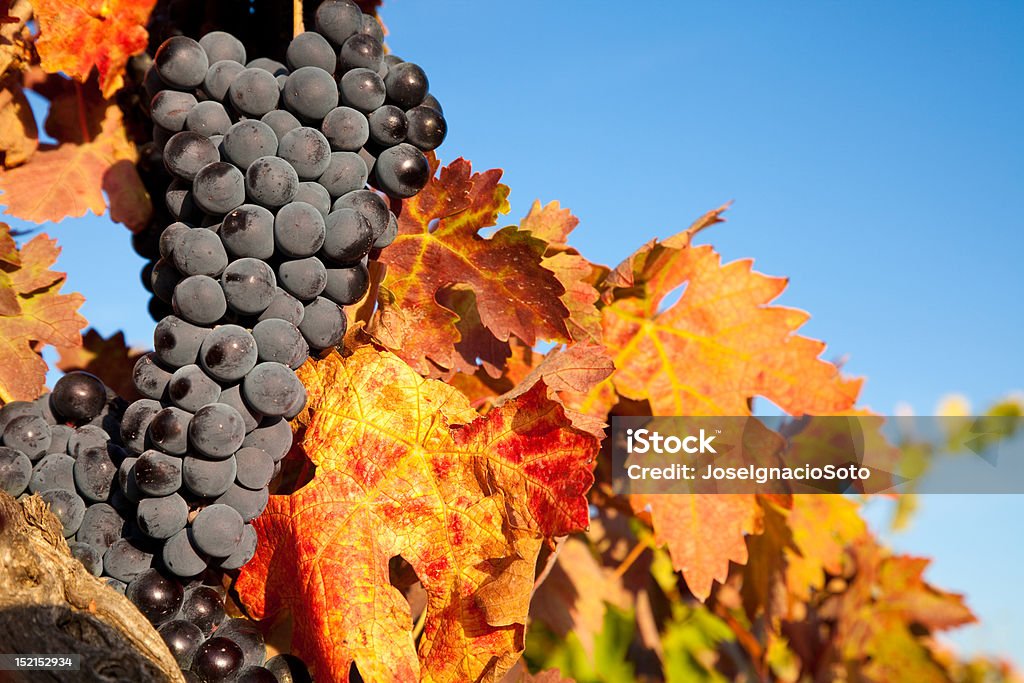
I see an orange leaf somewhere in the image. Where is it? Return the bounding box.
[631,493,761,601]
[0,95,148,226]
[584,217,861,417]
[371,159,571,377]
[33,0,156,98]
[57,328,144,401]
[236,347,598,682]
[0,223,85,402]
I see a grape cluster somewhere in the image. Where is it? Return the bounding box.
[0,373,313,682]
[122,0,446,579]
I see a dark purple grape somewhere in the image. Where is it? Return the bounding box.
[367,104,407,146]
[0,446,31,496]
[2,414,51,458]
[40,488,85,537]
[121,399,164,454]
[155,36,209,89]
[215,618,266,669]
[405,105,447,152]
[199,31,246,65]
[164,131,220,182]
[133,353,173,401]
[192,637,244,682]
[182,585,226,636]
[29,452,75,494]
[160,619,205,669]
[315,0,363,46]
[182,453,237,498]
[286,31,336,72]
[282,66,339,122]
[163,528,208,578]
[339,33,383,73]
[375,143,430,198]
[73,445,117,502]
[68,541,103,576]
[323,261,370,305]
[103,537,155,583]
[204,59,246,101]
[135,449,184,495]
[384,62,428,109]
[339,68,385,114]
[51,371,107,422]
[127,568,185,626]
[242,417,292,462]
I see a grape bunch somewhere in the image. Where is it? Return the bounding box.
[0,373,314,682]
[120,0,446,579]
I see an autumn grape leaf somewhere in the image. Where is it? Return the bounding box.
[57,328,144,401]
[832,538,975,682]
[582,206,862,417]
[518,200,603,343]
[236,347,598,682]
[785,494,866,601]
[370,158,571,378]
[32,0,157,97]
[0,223,85,402]
[0,93,149,227]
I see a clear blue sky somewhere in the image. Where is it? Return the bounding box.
[5,0,1023,663]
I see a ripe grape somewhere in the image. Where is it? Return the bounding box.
[241,362,305,418]
[322,207,372,263]
[421,93,443,114]
[173,274,228,325]
[182,453,237,498]
[40,489,86,537]
[278,126,332,180]
[217,523,258,570]
[118,456,141,502]
[77,502,123,550]
[245,156,299,207]
[51,371,107,422]
[191,503,244,556]
[155,36,210,89]
[286,31,336,72]
[189,403,246,459]
[192,637,244,682]
[317,151,368,198]
[220,204,275,260]
[121,399,164,454]
[151,258,181,304]
[294,181,333,217]
[339,68,385,114]
[333,188,389,238]
[236,666,277,683]
[229,68,281,117]
[257,287,305,326]
[323,261,370,305]
[127,568,185,626]
[368,104,407,146]
[165,179,200,222]
[181,585,226,636]
[48,424,74,456]
[282,66,339,122]
[223,120,279,171]
[251,319,308,370]
[160,619,205,669]
[151,90,198,132]
[233,447,275,490]
[164,132,220,182]
[215,618,266,669]
[0,447,31,496]
[242,417,292,462]
[193,162,246,216]
[174,228,228,277]
[73,446,118,502]
[260,109,301,144]
[103,537,155,583]
[375,143,430,198]
[168,364,222,413]
[0,401,40,433]
[360,14,385,43]
[275,202,326,258]
[137,493,189,539]
[29,453,75,494]
[199,325,258,383]
[315,0,363,46]
[246,57,289,77]
[154,316,211,370]
[68,425,108,456]
[213,483,270,523]
[384,62,429,109]
[2,414,51,458]
[278,257,327,300]
[406,105,447,151]
[199,31,246,65]
[322,107,370,154]
[339,33,383,73]
[298,296,348,350]
[186,100,232,137]
[217,384,262,433]
[221,258,277,315]
[203,60,246,102]
[148,407,193,456]
[163,528,208,578]
[135,449,185,495]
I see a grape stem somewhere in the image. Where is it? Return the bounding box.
[293,0,304,37]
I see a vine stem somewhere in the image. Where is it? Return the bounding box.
[293,0,304,37]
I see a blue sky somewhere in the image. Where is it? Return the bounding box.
[5,0,1022,663]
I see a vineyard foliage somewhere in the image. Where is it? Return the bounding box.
[0,1,1020,681]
